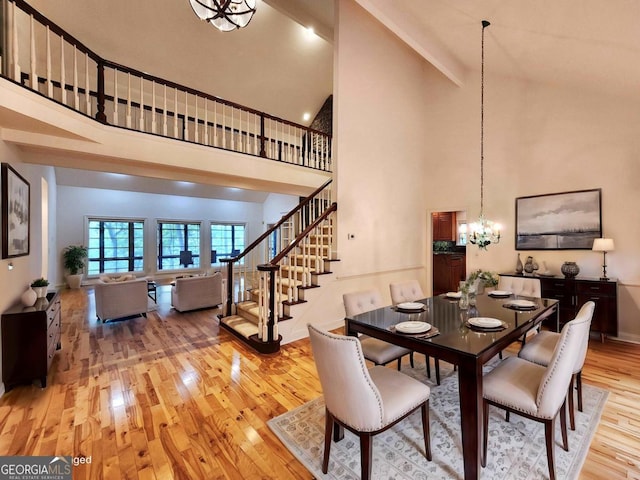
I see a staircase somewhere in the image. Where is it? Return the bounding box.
[219,180,338,353]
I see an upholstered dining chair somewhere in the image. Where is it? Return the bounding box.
[518,301,595,431]
[481,306,593,480]
[307,324,432,480]
[343,289,413,370]
[497,275,542,297]
[389,280,441,384]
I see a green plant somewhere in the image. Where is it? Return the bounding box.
[63,245,88,275]
[31,277,49,287]
[466,269,499,288]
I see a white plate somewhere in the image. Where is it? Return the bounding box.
[489,290,512,297]
[468,317,503,329]
[395,321,432,334]
[506,299,537,308]
[397,302,425,311]
[445,291,462,298]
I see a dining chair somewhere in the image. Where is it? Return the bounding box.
[481,305,593,480]
[307,324,432,480]
[389,280,441,384]
[496,276,549,358]
[343,289,414,370]
[518,301,595,430]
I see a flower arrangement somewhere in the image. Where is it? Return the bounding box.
[466,269,499,288]
[30,277,50,287]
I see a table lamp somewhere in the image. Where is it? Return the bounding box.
[592,238,614,281]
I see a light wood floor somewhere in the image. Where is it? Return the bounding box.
[0,287,638,479]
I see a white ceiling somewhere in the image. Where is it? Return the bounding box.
[20,0,640,201]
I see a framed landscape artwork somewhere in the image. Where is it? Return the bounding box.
[516,189,602,250]
[1,163,30,258]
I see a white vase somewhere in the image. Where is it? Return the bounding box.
[21,286,37,307]
[33,286,47,298]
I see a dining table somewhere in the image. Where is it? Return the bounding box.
[344,291,559,480]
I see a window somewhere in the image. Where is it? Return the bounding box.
[458,222,468,246]
[211,223,246,265]
[157,221,201,270]
[87,219,144,275]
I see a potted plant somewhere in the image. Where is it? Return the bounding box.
[30,277,50,298]
[63,245,88,289]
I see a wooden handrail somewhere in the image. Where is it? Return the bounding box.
[271,202,337,265]
[221,179,332,263]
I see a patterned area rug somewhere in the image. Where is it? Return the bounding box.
[268,359,608,480]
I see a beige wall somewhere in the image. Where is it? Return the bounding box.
[295,0,640,344]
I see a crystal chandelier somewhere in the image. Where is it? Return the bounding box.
[469,20,501,250]
[189,0,257,32]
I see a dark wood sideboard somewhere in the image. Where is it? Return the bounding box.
[2,291,61,390]
[500,273,617,341]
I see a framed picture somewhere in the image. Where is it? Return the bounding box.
[516,189,602,250]
[1,163,30,258]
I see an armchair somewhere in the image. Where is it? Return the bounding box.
[95,278,148,322]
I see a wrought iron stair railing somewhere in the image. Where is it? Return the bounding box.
[1,0,332,171]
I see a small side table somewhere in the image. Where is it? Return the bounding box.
[147,281,157,303]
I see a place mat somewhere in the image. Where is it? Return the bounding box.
[465,320,507,332]
[389,325,440,339]
[503,304,537,311]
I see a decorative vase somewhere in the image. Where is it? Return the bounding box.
[561,261,580,278]
[459,292,469,310]
[515,254,524,275]
[21,286,37,307]
[524,256,535,275]
[33,286,48,298]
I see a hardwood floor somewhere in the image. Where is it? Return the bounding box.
[0,287,638,479]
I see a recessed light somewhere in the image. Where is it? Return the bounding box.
[305,27,315,39]
[303,112,311,121]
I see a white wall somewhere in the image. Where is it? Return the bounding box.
[56,186,265,285]
[262,193,299,226]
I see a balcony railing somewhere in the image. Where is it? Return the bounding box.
[0,0,332,172]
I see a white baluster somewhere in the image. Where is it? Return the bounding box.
[60,35,66,105]
[204,98,209,146]
[221,104,227,149]
[139,77,145,131]
[212,102,217,146]
[163,84,168,136]
[9,1,21,81]
[46,26,52,97]
[85,53,90,115]
[194,96,199,143]
[151,81,157,133]
[113,68,119,124]
[73,47,79,109]
[30,15,36,89]
[184,90,189,140]
[126,73,132,128]
[173,89,179,138]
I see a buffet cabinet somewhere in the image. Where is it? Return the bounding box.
[2,291,61,390]
[539,276,617,340]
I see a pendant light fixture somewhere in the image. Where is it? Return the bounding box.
[469,20,501,250]
[189,0,257,32]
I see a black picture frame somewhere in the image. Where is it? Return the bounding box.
[515,188,602,250]
[1,163,30,259]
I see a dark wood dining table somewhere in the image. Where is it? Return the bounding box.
[344,292,559,480]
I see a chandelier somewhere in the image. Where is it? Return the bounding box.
[469,20,501,250]
[189,0,257,32]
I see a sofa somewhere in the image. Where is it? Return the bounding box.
[171,273,224,313]
[95,277,148,322]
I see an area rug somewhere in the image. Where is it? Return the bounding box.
[268,359,608,479]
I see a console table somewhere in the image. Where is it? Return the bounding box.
[2,291,62,390]
[500,273,617,341]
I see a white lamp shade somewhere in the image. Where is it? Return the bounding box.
[592,238,615,252]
